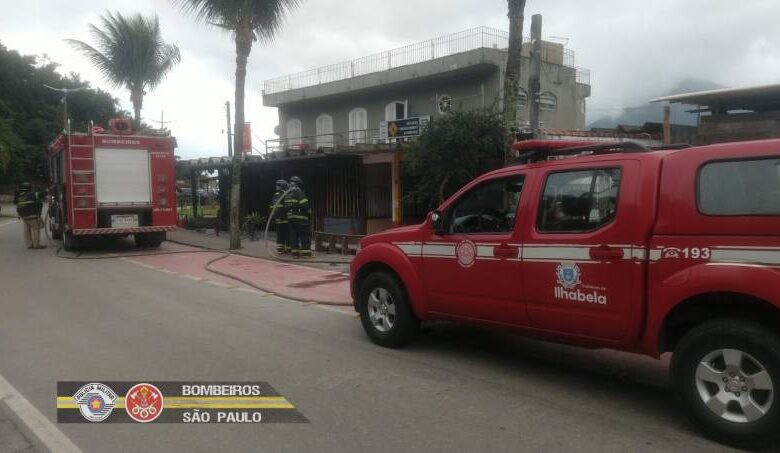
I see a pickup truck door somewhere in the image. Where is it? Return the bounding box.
[521,161,645,343]
[421,174,528,326]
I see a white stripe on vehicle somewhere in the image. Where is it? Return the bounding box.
[523,246,594,261]
[711,249,780,265]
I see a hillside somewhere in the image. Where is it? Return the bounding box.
[588,79,725,129]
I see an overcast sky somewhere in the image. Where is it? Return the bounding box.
[2,0,779,159]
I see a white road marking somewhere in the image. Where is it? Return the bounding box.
[0,372,81,453]
[204,280,236,289]
[181,274,204,281]
[0,219,20,228]
[158,268,178,275]
[126,259,160,270]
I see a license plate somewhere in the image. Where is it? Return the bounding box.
[111,214,139,228]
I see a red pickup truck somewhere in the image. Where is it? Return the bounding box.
[350,140,780,447]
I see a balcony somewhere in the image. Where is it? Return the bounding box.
[263,129,399,156]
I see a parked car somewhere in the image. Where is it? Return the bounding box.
[350,139,780,447]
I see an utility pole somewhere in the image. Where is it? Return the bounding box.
[528,14,542,139]
[663,105,672,144]
[150,111,173,130]
[225,101,234,157]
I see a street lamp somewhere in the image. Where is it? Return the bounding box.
[43,85,88,133]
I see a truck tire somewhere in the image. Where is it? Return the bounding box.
[50,208,63,240]
[671,319,780,448]
[63,231,79,251]
[135,232,165,248]
[357,271,419,348]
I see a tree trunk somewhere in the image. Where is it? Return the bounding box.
[502,0,527,132]
[130,87,144,130]
[229,27,254,250]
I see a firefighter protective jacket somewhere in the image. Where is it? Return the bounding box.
[284,187,311,224]
[270,190,288,225]
[15,190,44,220]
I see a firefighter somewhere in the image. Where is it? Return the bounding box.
[284,176,312,258]
[14,182,46,249]
[270,179,289,254]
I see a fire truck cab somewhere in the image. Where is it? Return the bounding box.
[48,119,177,250]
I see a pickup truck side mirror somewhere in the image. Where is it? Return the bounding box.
[431,210,446,234]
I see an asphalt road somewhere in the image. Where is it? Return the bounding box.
[0,218,741,453]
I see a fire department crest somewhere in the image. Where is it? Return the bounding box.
[556,262,582,289]
[73,383,118,422]
[125,383,164,423]
[455,240,477,268]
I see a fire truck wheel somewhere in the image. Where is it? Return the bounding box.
[358,271,419,348]
[135,233,164,248]
[671,318,780,449]
[62,231,79,251]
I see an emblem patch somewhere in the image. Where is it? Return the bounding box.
[125,383,164,423]
[455,240,477,268]
[555,262,582,289]
[73,383,118,422]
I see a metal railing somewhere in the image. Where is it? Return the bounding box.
[575,67,590,85]
[264,129,383,154]
[264,27,589,95]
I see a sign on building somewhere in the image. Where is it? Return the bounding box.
[379,116,430,140]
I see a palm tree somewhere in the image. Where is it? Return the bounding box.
[176,0,301,250]
[502,0,527,132]
[67,11,181,129]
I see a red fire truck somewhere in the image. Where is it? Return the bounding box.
[48,118,177,250]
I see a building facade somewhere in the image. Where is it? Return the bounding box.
[262,26,591,152]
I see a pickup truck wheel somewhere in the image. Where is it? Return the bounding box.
[671,319,780,448]
[358,272,419,348]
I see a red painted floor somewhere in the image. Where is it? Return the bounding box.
[131,249,352,306]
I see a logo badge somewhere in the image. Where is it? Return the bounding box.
[73,383,118,422]
[556,262,582,289]
[125,383,164,423]
[455,240,477,268]
[661,247,681,259]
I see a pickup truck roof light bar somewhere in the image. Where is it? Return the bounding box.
[513,141,649,164]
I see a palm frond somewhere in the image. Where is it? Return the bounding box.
[175,0,302,42]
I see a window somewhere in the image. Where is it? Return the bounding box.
[447,176,525,234]
[437,95,452,114]
[286,119,302,147]
[349,108,368,145]
[539,92,557,112]
[538,168,621,232]
[698,157,780,215]
[385,101,406,121]
[517,88,528,109]
[316,114,334,148]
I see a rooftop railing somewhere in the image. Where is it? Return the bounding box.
[263,26,589,95]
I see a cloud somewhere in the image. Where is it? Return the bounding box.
[2,0,780,158]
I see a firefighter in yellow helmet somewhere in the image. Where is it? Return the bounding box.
[13,182,46,249]
[284,176,312,258]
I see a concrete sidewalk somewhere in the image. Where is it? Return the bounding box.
[168,227,353,273]
[127,243,353,306]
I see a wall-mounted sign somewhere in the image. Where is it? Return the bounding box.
[379,116,430,140]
